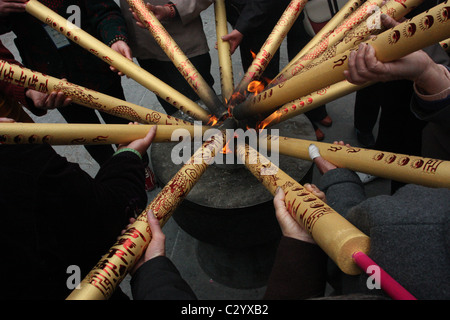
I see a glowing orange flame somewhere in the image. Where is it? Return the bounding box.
[247,80,265,96]
[251,50,257,59]
[207,115,219,126]
[256,111,282,130]
[220,138,233,154]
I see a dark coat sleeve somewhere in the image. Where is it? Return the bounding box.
[264,237,328,300]
[86,0,129,46]
[234,0,279,36]
[318,168,367,218]
[131,256,197,300]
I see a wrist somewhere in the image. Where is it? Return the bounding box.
[108,36,128,48]
[413,56,450,95]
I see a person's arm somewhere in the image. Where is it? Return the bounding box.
[264,187,328,300]
[344,14,450,96]
[87,0,132,75]
[309,143,367,217]
[233,0,276,37]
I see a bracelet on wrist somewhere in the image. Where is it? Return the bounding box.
[114,147,142,160]
[164,3,177,19]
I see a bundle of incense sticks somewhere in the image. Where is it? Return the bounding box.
[25,0,211,123]
[233,2,450,120]
[126,0,227,119]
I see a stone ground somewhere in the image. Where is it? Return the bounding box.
[0,3,390,300]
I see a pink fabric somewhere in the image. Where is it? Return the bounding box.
[352,251,417,300]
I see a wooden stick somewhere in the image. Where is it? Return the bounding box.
[233,2,450,119]
[66,131,225,300]
[214,0,235,104]
[236,143,370,276]
[25,0,211,123]
[127,0,227,119]
[0,60,192,126]
[0,123,208,145]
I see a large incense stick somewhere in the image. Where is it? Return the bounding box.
[278,0,365,76]
[0,123,207,146]
[126,0,227,119]
[233,2,450,119]
[25,0,211,123]
[0,60,192,126]
[270,0,385,87]
[236,143,369,275]
[237,143,418,300]
[66,131,225,300]
[262,135,450,189]
[228,0,307,107]
[214,0,234,103]
[258,80,371,129]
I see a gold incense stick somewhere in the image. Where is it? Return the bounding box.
[214,0,235,103]
[236,143,370,275]
[263,135,450,189]
[0,123,208,145]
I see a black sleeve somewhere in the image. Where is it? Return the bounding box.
[131,256,197,300]
[318,168,367,218]
[264,237,328,300]
[234,0,278,36]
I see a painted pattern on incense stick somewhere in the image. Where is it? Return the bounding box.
[233,2,450,119]
[126,0,227,119]
[66,132,225,300]
[0,123,207,146]
[0,60,192,126]
[236,143,370,276]
[258,80,371,128]
[25,0,211,123]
